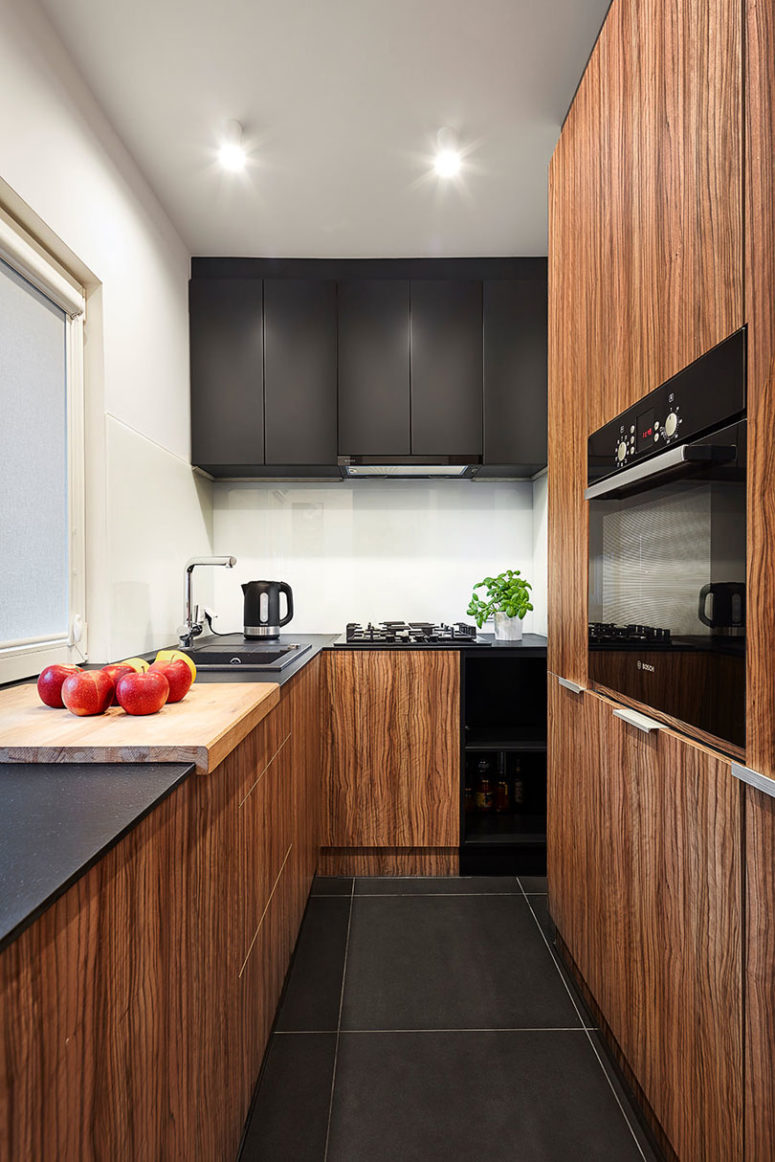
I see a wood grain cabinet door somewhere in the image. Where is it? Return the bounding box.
[326,650,460,848]
[598,703,743,1162]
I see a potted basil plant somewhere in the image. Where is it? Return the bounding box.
[467,570,533,641]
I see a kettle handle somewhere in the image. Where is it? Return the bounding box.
[279,583,294,626]
[698,584,714,627]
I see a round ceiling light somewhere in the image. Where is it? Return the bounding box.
[433,127,462,178]
[218,120,247,172]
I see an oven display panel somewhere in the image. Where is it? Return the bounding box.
[637,407,656,452]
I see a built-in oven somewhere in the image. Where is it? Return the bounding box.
[585,329,747,756]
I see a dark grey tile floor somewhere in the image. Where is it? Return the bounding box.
[239,875,661,1162]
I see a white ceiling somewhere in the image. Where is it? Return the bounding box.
[39,0,610,258]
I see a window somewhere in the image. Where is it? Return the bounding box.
[0,209,86,683]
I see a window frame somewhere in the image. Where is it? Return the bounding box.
[0,208,87,684]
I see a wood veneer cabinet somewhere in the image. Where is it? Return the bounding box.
[322,650,460,874]
[0,658,323,1162]
[548,678,744,1161]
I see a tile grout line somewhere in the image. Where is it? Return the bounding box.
[516,879,650,1162]
[322,876,355,1162]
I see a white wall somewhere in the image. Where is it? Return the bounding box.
[531,471,548,636]
[211,479,546,636]
[0,0,213,662]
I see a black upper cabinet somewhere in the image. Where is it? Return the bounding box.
[264,279,337,465]
[190,278,263,471]
[337,280,411,455]
[483,275,547,467]
[410,281,483,455]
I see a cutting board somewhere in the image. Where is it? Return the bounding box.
[0,681,280,775]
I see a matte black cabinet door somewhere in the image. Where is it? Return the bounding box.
[190,278,263,471]
[483,276,547,467]
[410,281,483,455]
[264,279,337,465]
[338,280,411,455]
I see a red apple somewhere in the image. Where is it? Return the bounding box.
[101,663,136,706]
[37,664,83,708]
[61,670,114,717]
[148,659,192,703]
[115,669,169,716]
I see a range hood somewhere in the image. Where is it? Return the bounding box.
[338,455,481,479]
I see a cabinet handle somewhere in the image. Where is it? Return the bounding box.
[557,676,586,695]
[612,707,663,734]
[731,762,775,799]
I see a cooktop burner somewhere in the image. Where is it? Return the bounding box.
[589,622,672,645]
[338,620,480,646]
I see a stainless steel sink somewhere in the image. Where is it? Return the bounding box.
[188,641,311,671]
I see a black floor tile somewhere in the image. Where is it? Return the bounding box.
[275,897,350,1031]
[326,1030,650,1162]
[240,1032,335,1162]
[519,874,548,893]
[525,892,555,944]
[310,875,353,896]
[341,895,580,1030]
[585,1031,662,1161]
[354,875,520,896]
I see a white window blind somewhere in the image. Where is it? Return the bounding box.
[0,210,86,682]
[0,258,69,645]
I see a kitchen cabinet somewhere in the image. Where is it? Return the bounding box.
[264,278,337,465]
[483,276,547,467]
[190,258,548,475]
[410,280,482,455]
[322,650,459,873]
[0,659,323,1162]
[337,279,411,455]
[461,648,547,875]
[548,678,744,1161]
[190,277,264,473]
[744,1,775,1154]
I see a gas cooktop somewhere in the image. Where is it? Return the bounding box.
[336,621,481,647]
[589,622,672,645]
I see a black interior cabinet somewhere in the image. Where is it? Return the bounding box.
[410,281,483,455]
[460,645,548,875]
[337,280,411,455]
[483,274,547,469]
[190,278,264,473]
[264,279,337,465]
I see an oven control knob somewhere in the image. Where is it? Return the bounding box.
[616,441,628,463]
[665,412,678,437]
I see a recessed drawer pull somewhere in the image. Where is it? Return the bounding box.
[731,762,775,799]
[558,676,586,695]
[612,707,663,734]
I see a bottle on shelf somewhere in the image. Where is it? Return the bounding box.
[512,757,525,811]
[475,758,493,812]
[464,783,475,814]
[496,752,510,813]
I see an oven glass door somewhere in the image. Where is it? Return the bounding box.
[588,420,746,753]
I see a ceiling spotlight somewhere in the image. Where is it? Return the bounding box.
[434,127,462,178]
[218,120,247,172]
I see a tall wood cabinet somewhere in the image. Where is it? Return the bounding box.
[546,0,772,1157]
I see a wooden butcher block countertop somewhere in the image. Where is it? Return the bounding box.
[0,680,280,775]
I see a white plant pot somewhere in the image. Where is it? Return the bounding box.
[493,612,523,641]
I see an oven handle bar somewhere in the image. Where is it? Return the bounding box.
[612,707,665,734]
[585,444,688,499]
[584,441,737,500]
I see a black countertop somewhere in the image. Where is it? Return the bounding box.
[331,632,548,654]
[0,761,193,953]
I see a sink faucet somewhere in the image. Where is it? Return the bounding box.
[178,556,237,646]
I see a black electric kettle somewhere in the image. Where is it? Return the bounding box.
[242,580,294,639]
[698,581,746,635]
